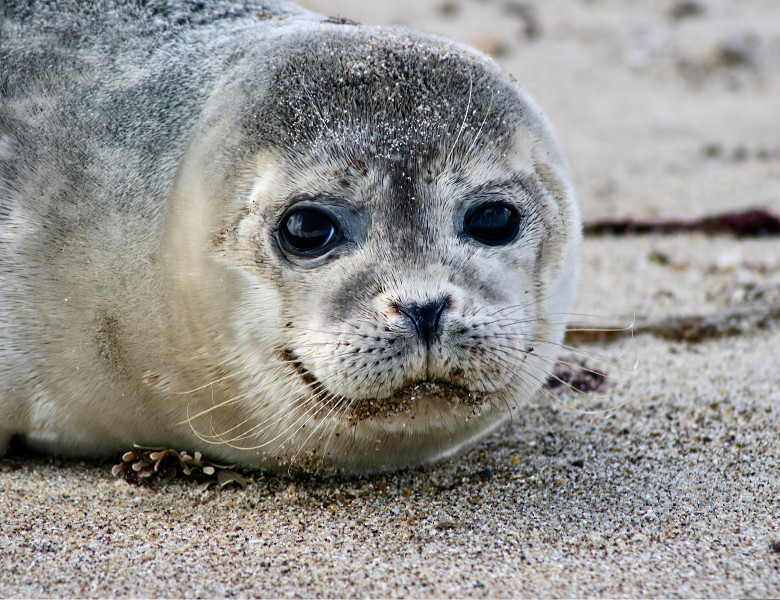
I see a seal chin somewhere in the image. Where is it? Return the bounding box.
[282,348,491,423]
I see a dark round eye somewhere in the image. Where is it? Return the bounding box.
[464,202,521,246]
[279,208,339,255]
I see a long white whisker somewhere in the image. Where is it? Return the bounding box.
[445,70,473,165]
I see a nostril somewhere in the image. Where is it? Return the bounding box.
[395,297,450,343]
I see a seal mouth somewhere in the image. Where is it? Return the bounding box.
[280,348,489,422]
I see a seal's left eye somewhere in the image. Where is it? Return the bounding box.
[464,202,521,246]
[280,208,339,255]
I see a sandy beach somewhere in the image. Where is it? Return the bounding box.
[2,0,779,597]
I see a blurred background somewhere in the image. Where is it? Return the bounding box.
[302,0,780,222]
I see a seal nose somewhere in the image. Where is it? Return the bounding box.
[396,298,449,344]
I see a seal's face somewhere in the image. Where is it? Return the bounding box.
[190,29,580,473]
[273,156,544,409]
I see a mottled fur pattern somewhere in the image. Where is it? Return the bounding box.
[0,1,581,474]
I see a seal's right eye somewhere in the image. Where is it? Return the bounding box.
[279,208,339,255]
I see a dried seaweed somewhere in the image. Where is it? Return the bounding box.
[111,445,247,491]
[322,16,359,25]
[583,208,780,238]
[544,356,608,394]
[566,298,780,345]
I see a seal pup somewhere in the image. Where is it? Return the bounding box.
[0,0,581,475]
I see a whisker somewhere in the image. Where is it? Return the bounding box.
[445,70,473,166]
[475,346,627,417]
[464,87,495,159]
[176,390,251,426]
[213,392,322,450]
[289,393,349,466]
[170,368,250,395]
[530,330,638,375]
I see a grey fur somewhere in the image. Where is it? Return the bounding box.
[0,1,581,473]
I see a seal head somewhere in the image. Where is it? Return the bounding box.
[165,27,581,472]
